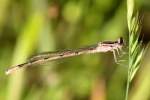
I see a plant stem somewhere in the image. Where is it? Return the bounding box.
[125,71,130,100]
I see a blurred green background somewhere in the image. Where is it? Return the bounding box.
[0,0,149,100]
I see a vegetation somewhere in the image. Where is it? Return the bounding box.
[0,0,149,100]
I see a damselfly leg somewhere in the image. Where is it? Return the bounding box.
[112,48,123,64]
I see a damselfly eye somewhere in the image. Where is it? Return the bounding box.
[118,37,124,45]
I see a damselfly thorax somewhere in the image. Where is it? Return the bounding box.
[5,37,124,75]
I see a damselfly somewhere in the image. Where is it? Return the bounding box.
[5,37,124,75]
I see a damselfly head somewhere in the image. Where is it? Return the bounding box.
[118,37,124,45]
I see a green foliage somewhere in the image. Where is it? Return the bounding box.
[126,0,147,99]
[0,0,148,100]
[129,16,144,82]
